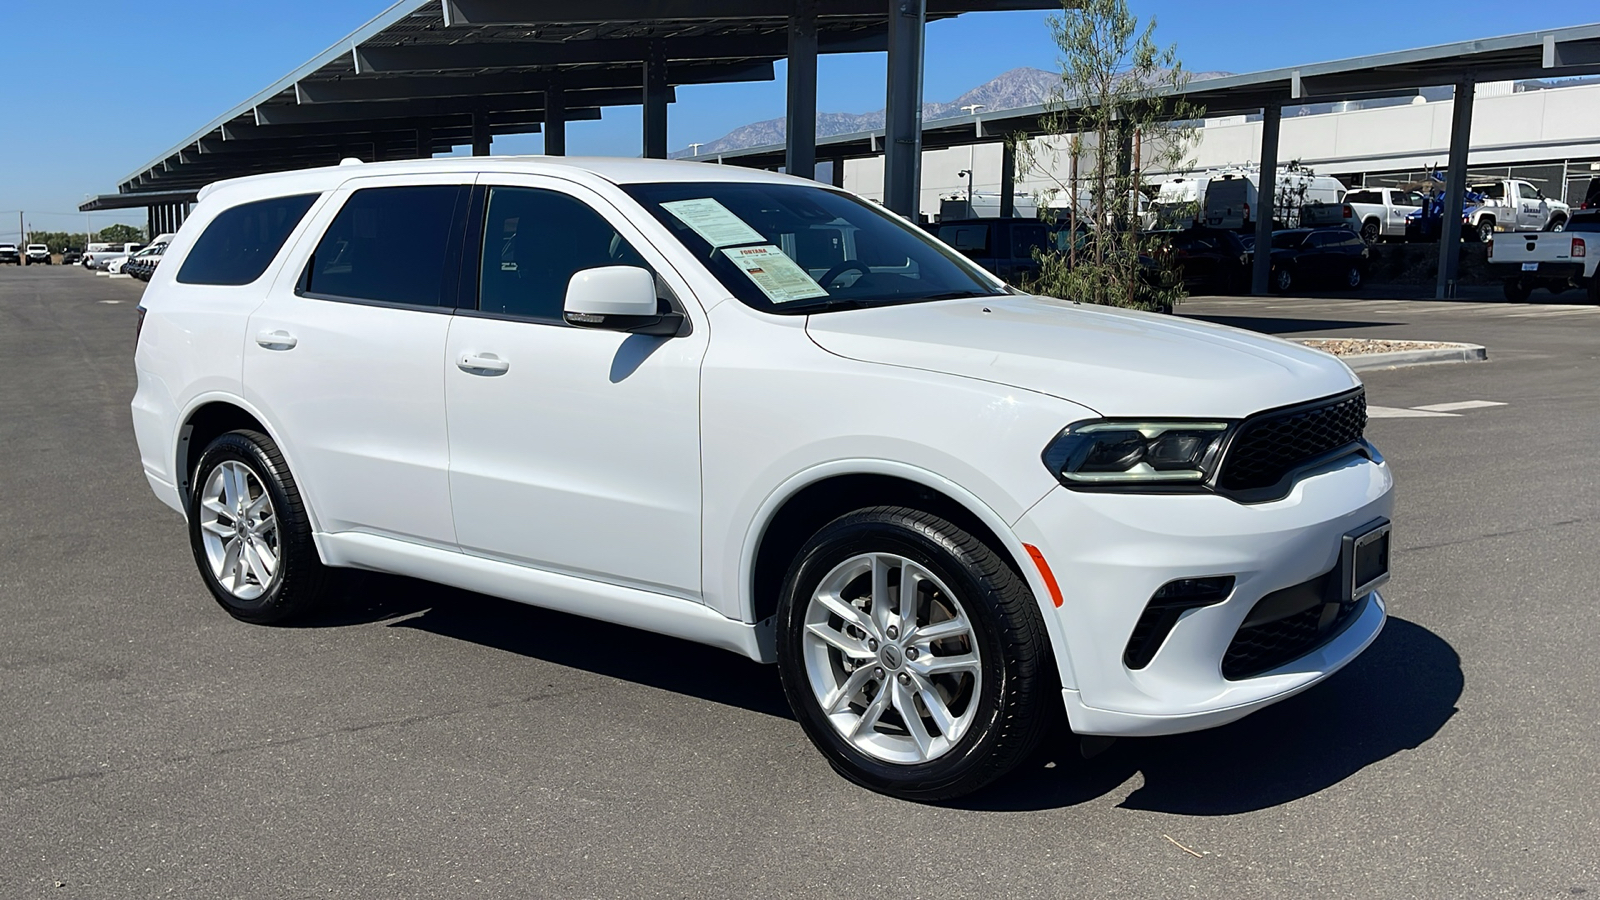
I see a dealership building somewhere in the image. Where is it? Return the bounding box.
[865,77,1600,219]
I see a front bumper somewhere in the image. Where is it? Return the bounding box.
[1013,452,1393,737]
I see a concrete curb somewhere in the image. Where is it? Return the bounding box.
[1334,342,1488,372]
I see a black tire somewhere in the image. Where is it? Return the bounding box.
[187,429,330,624]
[1272,266,1293,294]
[1345,266,1363,290]
[1474,218,1495,243]
[1503,279,1531,303]
[775,507,1054,801]
[1360,219,1381,244]
[1548,217,1567,233]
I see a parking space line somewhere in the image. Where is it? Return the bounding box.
[1369,406,1459,418]
[1412,401,1507,412]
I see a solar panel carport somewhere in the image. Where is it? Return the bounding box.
[715,22,1600,298]
[79,0,1060,239]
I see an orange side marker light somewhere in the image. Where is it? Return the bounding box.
[1023,543,1064,607]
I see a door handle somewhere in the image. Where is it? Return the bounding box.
[255,329,297,350]
[457,352,510,375]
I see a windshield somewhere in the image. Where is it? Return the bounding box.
[623,181,1004,314]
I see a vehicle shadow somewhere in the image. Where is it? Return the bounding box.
[963,617,1461,814]
[383,584,794,720]
[1185,314,1398,335]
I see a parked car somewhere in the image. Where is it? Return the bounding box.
[1468,179,1570,241]
[85,242,143,270]
[126,242,168,281]
[1165,226,1252,293]
[1488,209,1599,303]
[25,244,52,265]
[933,217,1057,285]
[60,248,83,266]
[1343,187,1424,243]
[133,157,1392,800]
[0,243,19,265]
[106,255,132,275]
[1260,227,1371,293]
[1578,177,1600,211]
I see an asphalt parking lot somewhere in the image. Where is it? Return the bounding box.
[2,266,1597,899]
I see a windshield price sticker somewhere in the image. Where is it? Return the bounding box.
[661,198,767,249]
[720,245,830,303]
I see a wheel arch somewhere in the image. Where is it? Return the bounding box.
[741,461,1072,684]
[174,395,319,531]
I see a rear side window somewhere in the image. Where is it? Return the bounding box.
[303,185,465,307]
[938,224,990,254]
[177,194,317,286]
[1009,224,1049,259]
[476,186,649,323]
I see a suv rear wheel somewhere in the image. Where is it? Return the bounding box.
[776,507,1053,801]
[188,430,330,624]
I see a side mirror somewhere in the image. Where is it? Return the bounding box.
[563,266,684,336]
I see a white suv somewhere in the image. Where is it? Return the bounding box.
[132,157,1393,799]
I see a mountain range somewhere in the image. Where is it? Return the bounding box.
[672,66,1234,158]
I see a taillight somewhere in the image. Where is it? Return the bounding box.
[1343,204,1354,218]
[135,306,147,348]
[1243,203,1251,220]
[1574,238,1587,258]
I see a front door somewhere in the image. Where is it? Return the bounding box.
[444,179,707,598]
[243,176,470,547]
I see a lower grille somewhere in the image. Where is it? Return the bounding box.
[1221,572,1360,679]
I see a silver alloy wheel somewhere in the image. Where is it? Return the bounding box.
[801,553,982,765]
[196,460,280,601]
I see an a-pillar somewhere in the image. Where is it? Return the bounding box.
[882,0,926,218]
[472,109,492,157]
[643,40,669,159]
[1436,77,1475,299]
[545,83,567,156]
[1251,103,1283,296]
[786,0,818,180]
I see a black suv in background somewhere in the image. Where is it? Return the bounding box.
[1166,227,1252,294]
[1256,228,1370,293]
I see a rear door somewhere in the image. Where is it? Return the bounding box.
[242,174,470,547]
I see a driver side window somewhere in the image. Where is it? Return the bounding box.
[478,186,650,324]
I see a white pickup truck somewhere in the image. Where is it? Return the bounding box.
[1488,209,1598,302]
[1470,179,1570,242]
[1344,187,1424,243]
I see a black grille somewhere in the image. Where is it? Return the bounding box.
[1217,390,1368,499]
[1221,575,1360,679]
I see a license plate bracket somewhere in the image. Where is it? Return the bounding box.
[1341,518,1391,602]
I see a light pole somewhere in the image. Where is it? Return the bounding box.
[957,169,975,217]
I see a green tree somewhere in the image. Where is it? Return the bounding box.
[25,231,89,255]
[1016,0,1201,311]
[96,223,146,245]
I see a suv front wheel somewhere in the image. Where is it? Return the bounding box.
[776,507,1054,801]
[188,430,330,624]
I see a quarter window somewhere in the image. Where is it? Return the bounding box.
[476,186,650,323]
[303,185,465,307]
[176,194,317,286]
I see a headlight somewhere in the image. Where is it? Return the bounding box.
[1042,420,1231,487]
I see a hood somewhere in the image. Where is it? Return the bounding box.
[804,295,1359,418]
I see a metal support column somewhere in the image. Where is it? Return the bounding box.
[999,141,1017,218]
[643,40,669,159]
[882,0,926,218]
[830,158,846,187]
[416,124,433,159]
[545,83,567,156]
[1436,77,1475,300]
[1251,103,1283,296]
[785,0,818,179]
[472,109,491,157]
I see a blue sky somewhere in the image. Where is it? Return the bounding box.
[0,1,1591,235]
